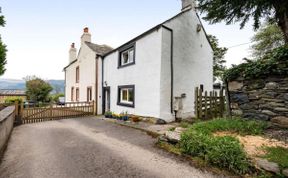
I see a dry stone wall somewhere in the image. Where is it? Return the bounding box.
[228,77,288,128]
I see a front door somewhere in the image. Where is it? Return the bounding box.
[103,87,110,113]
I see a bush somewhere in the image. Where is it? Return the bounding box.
[224,45,288,81]
[180,130,250,174]
[4,96,23,104]
[190,118,267,135]
[179,118,267,174]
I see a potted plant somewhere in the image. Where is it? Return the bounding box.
[104,111,112,118]
[122,111,129,121]
[112,113,118,119]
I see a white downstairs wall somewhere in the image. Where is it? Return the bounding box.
[103,29,163,118]
[161,8,213,120]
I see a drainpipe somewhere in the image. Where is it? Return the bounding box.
[95,55,99,115]
[101,56,105,115]
[162,25,174,114]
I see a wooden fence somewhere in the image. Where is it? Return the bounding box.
[194,87,225,119]
[16,101,95,124]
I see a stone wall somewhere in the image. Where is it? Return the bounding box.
[228,77,288,128]
[0,106,15,157]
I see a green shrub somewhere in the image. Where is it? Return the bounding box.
[262,147,288,169]
[179,118,267,174]
[180,130,250,174]
[190,118,267,135]
[224,45,288,81]
[4,96,23,104]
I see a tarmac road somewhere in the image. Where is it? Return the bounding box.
[0,117,219,178]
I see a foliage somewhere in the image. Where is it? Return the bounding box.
[190,118,267,135]
[197,0,288,42]
[4,96,23,104]
[50,93,64,103]
[262,147,288,169]
[179,121,191,128]
[179,118,267,174]
[180,130,250,174]
[208,35,227,81]
[0,8,7,76]
[251,23,285,58]
[224,45,288,81]
[25,76,53,102]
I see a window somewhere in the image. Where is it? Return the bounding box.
[87,87,92,102]
[76,66,79,83]
[76,88,79,101]
[71,87,74,101]
[118,43,135,68]
[117,85,135,107]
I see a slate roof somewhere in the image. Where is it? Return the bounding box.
[85,42,113,55]
[0,89,26,96]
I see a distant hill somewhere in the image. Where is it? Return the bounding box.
[0,78,65,94]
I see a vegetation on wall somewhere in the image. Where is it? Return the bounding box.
[25,76,53,102]
[0,8,7,76]
[224,45,288,81]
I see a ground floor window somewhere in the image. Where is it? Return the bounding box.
[71,87,74,101]
[117,85,135,107]
[76,88,79,101]
[87,87,92,102]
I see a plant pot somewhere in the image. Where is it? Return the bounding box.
[123,116,129,121]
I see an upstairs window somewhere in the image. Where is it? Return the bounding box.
[117,85,135,107]
[76,66,79,83]
[118,43,135,68]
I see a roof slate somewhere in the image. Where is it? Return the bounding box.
[85,42,113,55]
[0,89,26,96]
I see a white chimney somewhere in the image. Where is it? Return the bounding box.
[181,0,196,11]
[69,43,77,63]
[81,27,91,46]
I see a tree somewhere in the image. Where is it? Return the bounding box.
[0,8,7,75]
[197,0,288,43]
[251,23,285,58]
[25,76,53,102]
[208,35,227,81]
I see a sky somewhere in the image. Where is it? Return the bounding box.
[0,0,255,80]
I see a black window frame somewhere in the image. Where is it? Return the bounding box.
[118,43,136,68]
[117,85,135,108]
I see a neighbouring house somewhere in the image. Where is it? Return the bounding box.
[0,89,27,103]
[64,0,213,122]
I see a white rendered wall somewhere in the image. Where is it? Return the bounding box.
[163,9,213,119]
[65,43,96,103]
[103,29,163,118]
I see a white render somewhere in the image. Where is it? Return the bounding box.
[64,1,213,122]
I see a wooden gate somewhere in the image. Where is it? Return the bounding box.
[194,87,225,119]
[17,101,95,124]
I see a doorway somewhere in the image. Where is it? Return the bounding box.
[103,87,110,114]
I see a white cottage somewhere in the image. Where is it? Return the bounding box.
[64,0,213,122]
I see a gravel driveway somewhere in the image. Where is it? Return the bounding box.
[0,117,219,178]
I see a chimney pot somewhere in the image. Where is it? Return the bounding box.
[84,27,89,33]
[71,43,75,48]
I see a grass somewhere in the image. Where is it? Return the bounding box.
[179,118,268,175]
[189,117,267,135]
[262,146,288,169]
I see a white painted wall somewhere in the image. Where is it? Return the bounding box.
[65,43,96,103]
[103,29,163,118]
[163,9,213,119]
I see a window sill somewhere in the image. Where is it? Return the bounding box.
[117,102,134,108]
[118,62,135,69]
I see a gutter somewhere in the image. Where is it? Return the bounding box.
[101,56,105,115]
[161,25,174,114]
[95,55,99,115]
